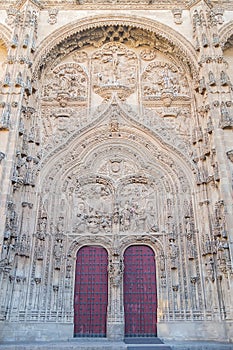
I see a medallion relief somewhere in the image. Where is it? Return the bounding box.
[91,42,137,100]
[142,61,191,104]
[42,63,88,104]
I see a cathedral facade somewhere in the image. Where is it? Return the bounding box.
[0,0,233,343]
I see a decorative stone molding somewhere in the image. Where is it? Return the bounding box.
[219,20,233,49]
[32,15,199,80]
[48,8,58,25]
[0,22,12,47]
[226,149,233,162]
[0,152,5,162]
[172,8,183,24]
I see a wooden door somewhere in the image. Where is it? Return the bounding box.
[124,245,157,337]
[74,246,108,337]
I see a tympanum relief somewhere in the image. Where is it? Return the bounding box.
[40,39,193,159]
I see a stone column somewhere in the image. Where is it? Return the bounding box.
[107,250,125,340]
[107,208,124,340]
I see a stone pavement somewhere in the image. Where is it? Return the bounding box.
[0,339,232,350]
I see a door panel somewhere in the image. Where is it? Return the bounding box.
[74,246,108,337]
[124,245,157,337]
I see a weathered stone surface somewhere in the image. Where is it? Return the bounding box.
[0,0,233,344]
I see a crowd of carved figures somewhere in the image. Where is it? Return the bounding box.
[0,0,232,333]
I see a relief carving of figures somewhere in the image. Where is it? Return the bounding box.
[70,179,163,235]
[42,63,88,102]
[74,202,88,233]
[91,42,137,100]
[6,7,18,25]
[142,61,190,102]
[72,183,113,234]
[119,183,158,233]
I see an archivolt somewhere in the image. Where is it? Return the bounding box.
[32,14,198,79]
[219,20,233,49]
[120,235,163,258]
[67,236,112,258]
[0,23,12,48]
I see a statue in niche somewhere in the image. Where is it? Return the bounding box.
[169,239,178,269]
[36,241,44,260]
[205,257,215,282]
[146,202,159,232]
[37,217,47,240]
[56,217,64,235]
[120,200,131,231]
[109,259,124,287]
[74,202,88,233]
[54,238,63,269]
[187,232,195,260]
[18,233,30,257]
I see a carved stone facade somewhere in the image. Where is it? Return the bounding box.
[0,0,233,343]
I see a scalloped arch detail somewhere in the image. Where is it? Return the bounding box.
[219,20,233,48]
[33,14,198,79]
[67,237,112,258]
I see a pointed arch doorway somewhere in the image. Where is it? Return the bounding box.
[74,246,108,337]
[124,245,157,337]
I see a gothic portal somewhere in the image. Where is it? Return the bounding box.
[0,0,233,344]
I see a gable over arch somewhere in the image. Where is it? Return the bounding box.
[37,99,196,191]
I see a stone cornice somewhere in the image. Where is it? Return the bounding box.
[1,0,232,10]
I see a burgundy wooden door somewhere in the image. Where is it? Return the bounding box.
[124,245,157,337]
[74,246,108,337]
